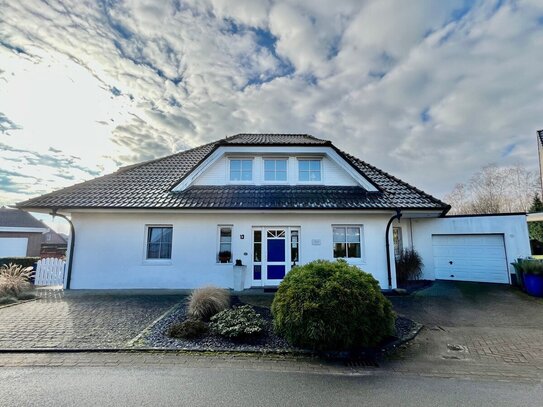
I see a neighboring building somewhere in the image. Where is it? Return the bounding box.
[40,229,67,258]
[17,134,531,289]
[0,207,48,257]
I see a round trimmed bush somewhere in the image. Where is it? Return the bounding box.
[271,259,395,351]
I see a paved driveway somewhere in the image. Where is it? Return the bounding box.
[0,290,181,349]
[386,281,543,380]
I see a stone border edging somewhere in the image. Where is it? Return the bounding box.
[0,298,37,310]
[0,322,424,357]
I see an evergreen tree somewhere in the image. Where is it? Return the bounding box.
[528,194,543,242]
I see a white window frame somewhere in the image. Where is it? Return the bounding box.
[331,225,364,262]
[262,157,289,183]
[217,225,233,264]
[393,226,403,260]
[143,224,173,265]
[297,158,323,183]
[228,158,254,183]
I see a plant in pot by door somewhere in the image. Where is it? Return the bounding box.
[512,259,543,297]
[218,251,231,264]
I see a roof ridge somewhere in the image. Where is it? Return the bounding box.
[116,139,218,174]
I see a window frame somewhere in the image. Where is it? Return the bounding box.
[262,157,289,183]
[228,158,254,183]
[143,224,173,265]
[217,225,233,264]
[393,226,403,260]
[331,225,364,262]
[297,158,323,183]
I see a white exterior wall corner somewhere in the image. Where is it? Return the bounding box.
[70,212,395,290]
[410,215,531,281]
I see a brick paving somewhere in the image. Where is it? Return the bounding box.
[0,282,542,383]
[0,289,181,349]
[387,282,543,381]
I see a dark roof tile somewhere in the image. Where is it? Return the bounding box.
[17,134,449,211]
[0,207,47,228]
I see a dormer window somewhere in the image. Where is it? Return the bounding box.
[264,159,288,182]
[229,159,253,181]
[298,159,322,182]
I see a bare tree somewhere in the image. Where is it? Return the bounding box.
[444,163,540,215]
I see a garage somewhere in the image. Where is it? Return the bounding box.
[0,237,28,258]
[432,234,509,284]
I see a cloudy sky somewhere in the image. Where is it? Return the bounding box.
[1,0,542,215]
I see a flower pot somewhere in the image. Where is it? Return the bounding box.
[523,274,543,297]
[233,265,247,291]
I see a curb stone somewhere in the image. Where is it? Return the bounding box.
[0,298,38,310]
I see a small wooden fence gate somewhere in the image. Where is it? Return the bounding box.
[35,258,66,286]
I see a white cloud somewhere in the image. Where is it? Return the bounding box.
[0,0,542,207]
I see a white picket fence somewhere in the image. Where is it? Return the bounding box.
[35,258,66,286]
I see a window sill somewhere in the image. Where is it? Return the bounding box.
[334,257,365,264]
[143,259,173,266]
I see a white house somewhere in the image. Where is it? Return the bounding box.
[17,134,531,290]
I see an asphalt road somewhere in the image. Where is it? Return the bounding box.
[1,365,542,407]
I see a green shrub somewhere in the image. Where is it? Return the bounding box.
[187,286,230,321]
[0,263,34,298]
[0,257,39,269]
[272,259,395,351]
[395,249,423,284]
[209,305,265,339]
[0,296,17,305]
[512,258,543,277]
[167,319,208,339]
[16,291,37,300]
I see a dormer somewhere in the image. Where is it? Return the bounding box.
[172,134,379,192]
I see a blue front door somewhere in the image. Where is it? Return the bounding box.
[252,227,300,287]
[264,229,287,285]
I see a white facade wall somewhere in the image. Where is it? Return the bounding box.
[194,155,357,186]
[70,211,397,290]
[411,215,531,281]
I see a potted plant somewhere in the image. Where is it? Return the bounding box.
[512,259,543,297]
[511,258,525,291]
[521,259,543,297]
[218,251,231,263]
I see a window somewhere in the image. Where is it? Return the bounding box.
[393,227,403,260]
[253,229,262,280]
[230,159,253,181]
[298,159,321,182]
[291,229,299,265]
[217,226,232,263]
[333,226,361,259]
[264,159,287,181]
[146,226,172,259]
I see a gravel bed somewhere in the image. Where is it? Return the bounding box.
[144,297,418,354]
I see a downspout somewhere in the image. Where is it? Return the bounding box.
[385,208,402,290]
[50,209,74,289]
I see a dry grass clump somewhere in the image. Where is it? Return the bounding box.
[187,286,230,321]
[0,263,34,299]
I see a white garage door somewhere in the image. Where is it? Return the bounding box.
[0,237,28,258]
[432,234,509,284]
